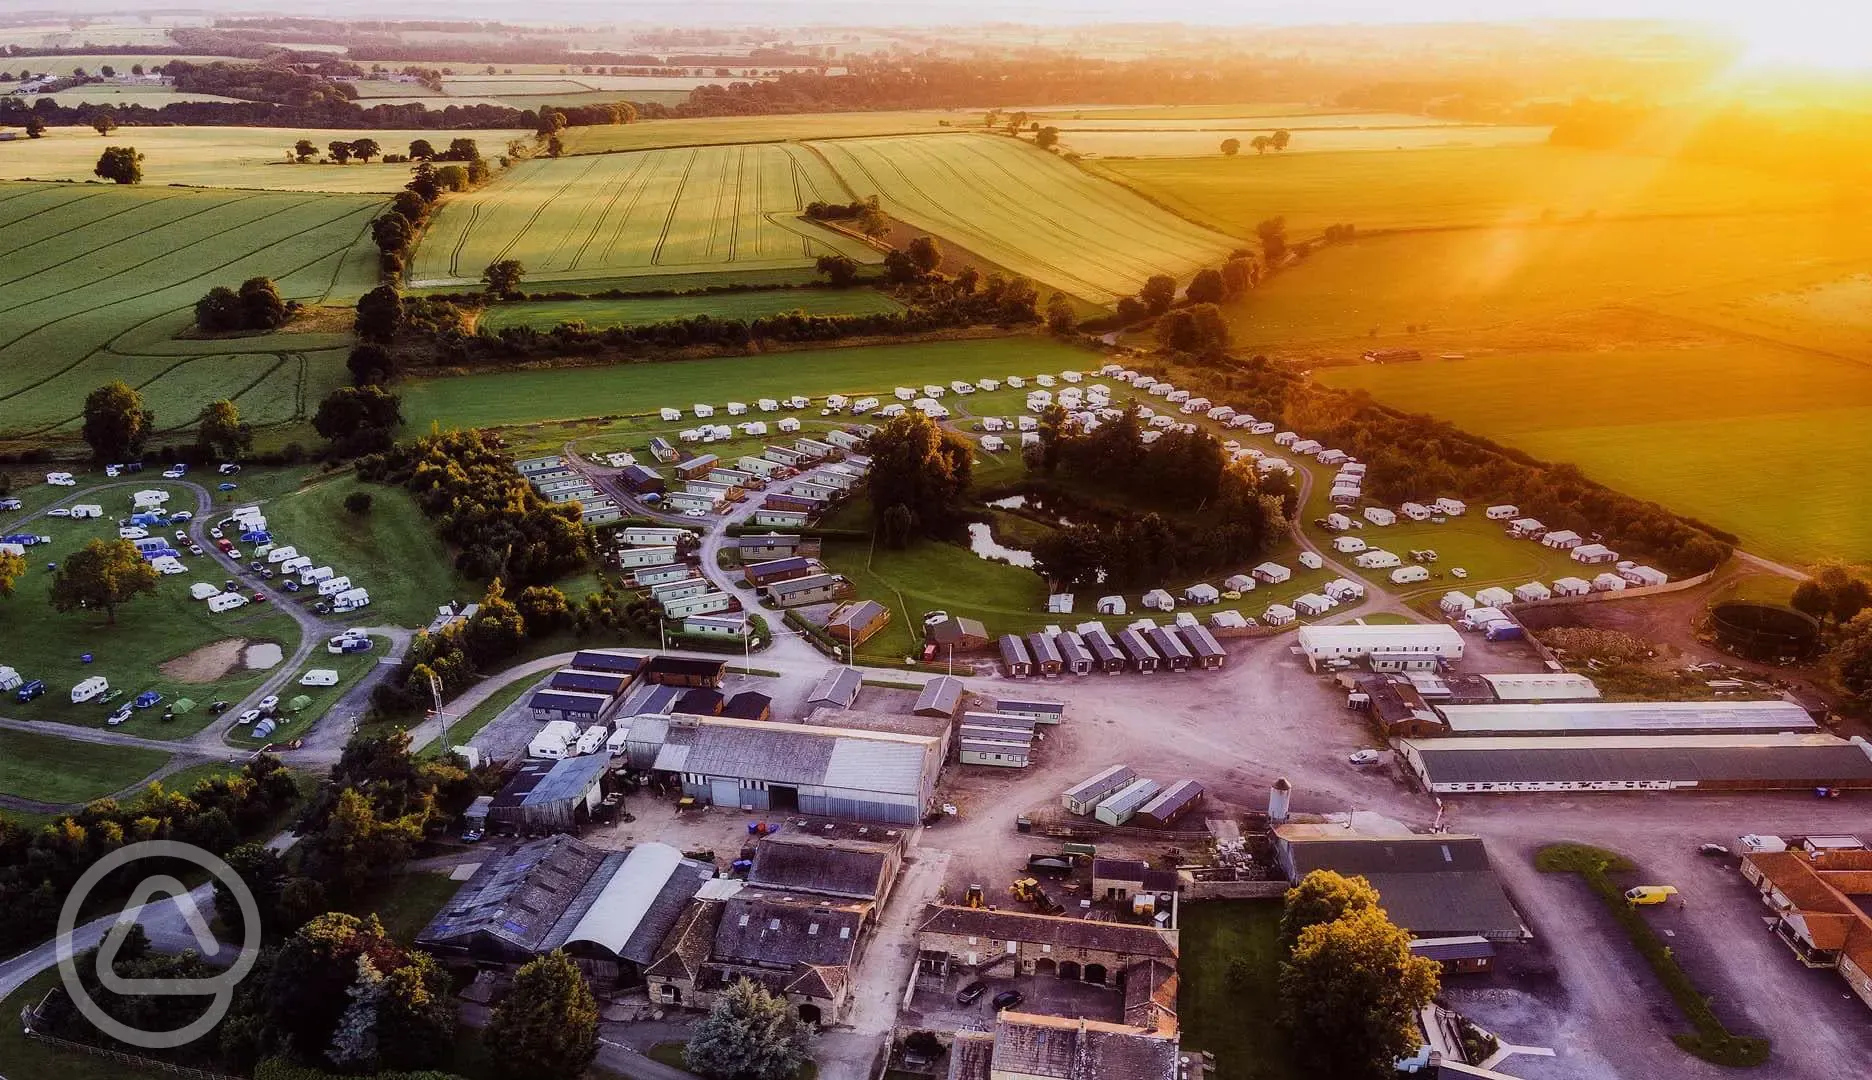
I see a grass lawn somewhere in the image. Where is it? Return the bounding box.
[1177,901,1303,1080]
[558,110,972,155]
[351,870,464,945]
[478,289,904,332]
[0,970,178,1080]
[822,534,1052,661]
[0,729,169,805]
[261,474,476,628]
[1344,516,1586,601]
[399,336,1103,430]
[225,639,386,749]
[0,481,300,739]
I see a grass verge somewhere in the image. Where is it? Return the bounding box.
[1535,842,1771,1068]
[1176,901,1303,1080]
[0,730,170,806]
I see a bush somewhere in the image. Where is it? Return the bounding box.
[343,490,374,516]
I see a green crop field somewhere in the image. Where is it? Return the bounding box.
[407,145,883,287]
[0,182,381,441]
[401,336,1101,429]
[557,110,977,155]
[0,125,529,192]
[1058,123,1550,159]
[33,85,251,106]
[810,133,1237,304]
[478,288,903,330]
[1096,144,1850,236]
[0,730,169,806]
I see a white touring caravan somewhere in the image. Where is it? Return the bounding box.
[317,575,353,597]
[332,587,371,612]
[209,593,250,613]
[71,676,109,704]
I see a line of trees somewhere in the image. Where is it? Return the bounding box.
[369,578,570,714]
[196,276,290,332]
[803,195,890,237]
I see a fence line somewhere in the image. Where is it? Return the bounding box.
[19,999,245,1080]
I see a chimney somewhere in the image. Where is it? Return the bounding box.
[1268,777,1292,824]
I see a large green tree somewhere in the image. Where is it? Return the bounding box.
[863,412,973,542]
[683,978,812,1080]
[50,538,159,624]
[486,951,598,1080]
[1139,273,1177,315]
[482,259,526,297]
[93,145,142,184]
[1280,869,1382,952]
[313,386,403,457]
[197,398,252,459]
[1834,611,1872,704]
[355,285,404,342]
[80,380,154,461]
[1279,906,1439,1079]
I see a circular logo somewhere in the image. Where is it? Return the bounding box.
[55,840,262,1050]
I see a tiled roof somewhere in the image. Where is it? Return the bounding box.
[918,905,1177,960]
[990,1013,1179,1080]
[712,893,863,968]
[747,835,895,900]
[644,899,723,981]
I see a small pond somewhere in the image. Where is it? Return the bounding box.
[967,523,1036,568]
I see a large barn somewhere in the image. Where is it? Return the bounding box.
[1400,733,1872,794]
[651,716,943,824]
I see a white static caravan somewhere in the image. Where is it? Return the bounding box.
[1391,565,1431,585]
[1553,576,1593,597]
[1434,498,1468,516]
[1262,604,1298,627]
[980,435,1006,452]
[1364,507,1397,527]
[71,676,110,703]
[1474,586,1517,609]
[1354,549,1401,570]
[659,407,682,421]
[1572,544,1619,564]
[1486,504,1520,520]
[1332,536,1368,554]
[1440,590,1476,615]
[1324,577,1365,602]
[1592,572,1629,593]
[692,403,715,418]
[1184,583,1220,605]
[1540,529,1583,550]
[1253,562,1291,584]
[1513,581,1553,603]
[208,593,248,613]
[1400,502,1433,522]
[1621,565,1669,588]
[317,575,353,597]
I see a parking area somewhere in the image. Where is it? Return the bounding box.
[905,968,1126,1033]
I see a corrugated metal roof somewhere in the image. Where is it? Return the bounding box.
[559,842,684,957]
[1138,779,1204,820]
[1098,778,1162,816]
[529,689,610,713]
[1439,700,1814,735]
[824,735,929,796]
[808,667,863,707]
[1407,733,1872,784]
[1066,764,1135,802]
[571,650,646,674]
[522,755,609,807]
[1297,624,1465,653]
[913,676,964,715]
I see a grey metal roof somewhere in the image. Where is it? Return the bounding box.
[1145,627,1190,662]
[746,556,814,580]
[1065,764,1135,802]
[913,676,964,716]
[529,689,610,714]
[550,669,632,695]
[1178,624,1225,659]
[570,650,647,675]
[418,835,610,953]
[1138,779,1204,821]
[995,698,1064,716]
[960,711,1038,733]
[1055,633,1089,668]
[767,572,843,597]
[1437,700,1816,736]
[660,719,935,797]
[1117,628,1158,663]
[808,667,863,708]
[1098,778,1161,817]
[1026,632,1063,666]
[824,732,930,796]
[1283,835,1524,939]
[1000,634,1032,667]
[524,755,610,807]
[1408,736,1872,785]
[1081,632,1120,664]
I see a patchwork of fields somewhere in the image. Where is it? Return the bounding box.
[407,144,882,286]
[476,287,903,331]
[812,134,1238,304]
[0,182,381,439]
[1056,123,1550,158]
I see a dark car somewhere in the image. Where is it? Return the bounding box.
[991,990,1023,1011]
[208,699,231,713]
[956,982,987,1006]
[15,679,46,702]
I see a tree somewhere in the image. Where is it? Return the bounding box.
[314,386,403,457]
[195,285,243,332]
[1186,267,1225,304]
[328,140,353,164]
[1790,566,1871,625]
[347,343,398,386]
[445,137,480,161]
[355,285,403,342]
[93,145,143,185]
[1835,611,1872,703]
[1045,292,1076,335]
[1256,216,1288,262]
[537,110,568,136]
[214,843,285,944]
[683,978,812,1080]
[864,412,973,539]
[907,235,943,275]
[50,538,159,624]
[1157,303,1230,357]
[25,115,46,138]
[1220,253,1260,297]
[293,138,318,162]
[482,259,525,297]
[239,276,288,329]
[371,213,413,255]
[1280,906,1439,1079]
[0,549,24,599]
[91,110,117,136]
[348,138,382,163]
[390,189,428,225]
[1272,128,1292,151]
[197,399,251,459]
[1139,273,1177,315]
[486,952,598,1080]
[1251,134,1271,154]
[344,491,374,516]
[1034,125,1060,150]
[1221,137,1241,156]
[406,161,441,202]
[1281,870,1382,952]
[101,65,116,78]
[546,135,564,158]
[408,138,436,160]
[81,380,154,461]
[814,253,859,287]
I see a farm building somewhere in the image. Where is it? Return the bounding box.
[1349,676,1446,737]
[721,692,772,722]
[1540,529,1582,550]
[643,656,726,689]
[926,615,990,652]
[913,676,965,718]
[618,464,666,494]
[1401,733,1872,794]
[1055,631,1092,674]
[1141,589,1175,612]
[1473,587,1516,609]
[1324,578,1365,601]
[1354,549,1402,570]
[1552,576,1592,597]
[1000,634,1034,678]
[1572,544,1619,564]
[1513,582,1552,603]
[765,574,851,608]
[1295,624,1465,669]
[1437,700,1816,738]
[417,836,713,988]
[807,668,864,710]
[1364,507,1396,526]
[1178,624,1226,669]
[1145,627,1191,671]
[1253,562,1291,584]
[486,756,611,833]
[1096,778,1162,826]
[916,905,1178,992]
[1273,825,1526,941]
[531,689,613,726]
[1063,765,1136,814]
[1263,604,1297,626]
[1738,847,1872,1012]
[1026,632,1065,676]
[653,716,944,824]
[1136,780,1205,828]
[1622,565,1669,587]
[1485,505,1519,520]
[1440,591,1477,615]
[1116,628,1159,672]
[823,601,891,648]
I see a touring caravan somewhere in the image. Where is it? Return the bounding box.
[266,545,298,564]
[332,588,371,612]
[300,565,334,586]
[209,593,249,613]
[299,669,340,687]
[281,556,312,575]
[71,676,109,704]
[317,575,353,597]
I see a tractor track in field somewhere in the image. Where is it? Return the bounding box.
[0,190,183,266]
[542,154,630,271]
[594,150,663,267]
[650,147,701,266]
[0,188,109,237]
[444,201,484,277]
[488,154,604,271]
[0,192,269,298]
[570,151,650,272]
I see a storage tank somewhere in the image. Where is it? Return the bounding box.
[1268,777,1292,823]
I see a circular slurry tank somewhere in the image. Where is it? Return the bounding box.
[1709,602,1820,662]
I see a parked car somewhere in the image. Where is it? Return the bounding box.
[107,704,133,726]
[236,709,261,725]
[1348,749,1384,766]
[1698,843,1730,856]
[0,498,22,511]
[258,695,280,712]
[251,591,268,603]
[249,560,265,571]
[189,545,205,556]
[209,527,223,539]
[209,700,231,714]
[683,508,708,517]
[218,482,238,492]
[1450,567,1469,579]
[176,530,190,541]
[991,990,1023,1011]
[956,982,987,1006]
[48,507,71,518]
[16,679,46,702]
[134,690,163,709]
[461,828,485,843]
[218,463,242,475]
[284,580,301,592]
[171,511,192,522]
[224,579,238,590]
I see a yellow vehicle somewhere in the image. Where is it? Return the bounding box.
[1624,885,1679,905]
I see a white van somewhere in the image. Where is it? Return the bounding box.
[298,669,340,687]
[300,565,334,586]
[332,587,370,611]
[208,593,249,613]
[317,575,352,597]
[266,545,298,564]
[71,675,109,704]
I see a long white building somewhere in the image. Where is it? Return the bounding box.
[1400,733,1872,794]
[1295,624,1465,670]
[1436,699,1817,737]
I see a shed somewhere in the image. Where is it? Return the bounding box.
[1136,780,1205,828]
[1095,778,1162,826]
[1026,632,1064,676]
[913,676,965,718]
[1000,634,1034,678]
[1063,765,1136,815]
